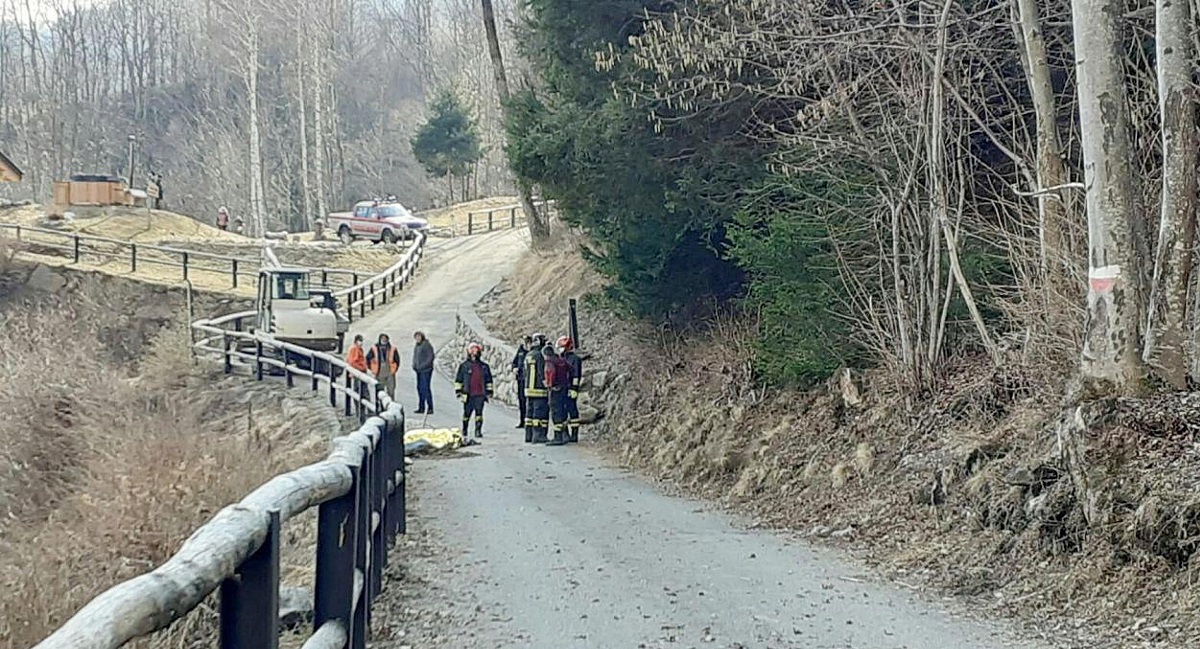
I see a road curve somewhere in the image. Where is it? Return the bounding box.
[352,229,1051,649]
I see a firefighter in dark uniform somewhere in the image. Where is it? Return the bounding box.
[454,342,493,441]
[544,344,574,446]
[524,333,549,443]
[511,335,532,428]
[557,336,583,443]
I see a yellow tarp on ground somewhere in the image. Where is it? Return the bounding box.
[404,428,464,451]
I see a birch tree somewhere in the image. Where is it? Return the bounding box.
[1143,0,1197,388]
[1070,0,1148,392]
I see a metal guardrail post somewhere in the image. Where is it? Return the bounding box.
[224,334,233,375]
[346,374,354,417]
[232,259,239,288]
[315,464,359,649]
[322,269,328,285]
[312,358,321,391]
[351,452,370,649]
[360,291,366,319]
[467,213,474,235]
[182,252,190,281]
[285,352,295,388]
[14,225,20,240]
[329,371,338,408]
[488,212,494,231]
[131,244,137,272]
[73,235,80,263]
[510,207,516,227]
[219,510,280,649]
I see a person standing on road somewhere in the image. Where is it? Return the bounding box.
[512,335,532,428]
[524,333,549,443]
[455,343,493,441]
[367,333,400,400]
[347,334,368,372]
[413,331,436,414]
[544,344,574,446]
[558,336,583,443]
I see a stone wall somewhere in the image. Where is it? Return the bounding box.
[436,311,521,405]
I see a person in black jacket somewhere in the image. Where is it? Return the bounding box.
[454,343,494,440]
[524,333,549,443]
[557,336,583,443]
[511,336,531,428]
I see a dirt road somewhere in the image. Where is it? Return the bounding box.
[352,230,1052,649]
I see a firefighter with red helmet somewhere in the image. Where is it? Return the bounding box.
[556,335,583,443]
[524,333,549,443]
[543,344,574,446]
[454,342,493,442]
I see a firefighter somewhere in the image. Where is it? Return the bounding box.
[366,333,401,400]
[544,344,574,446]
[454,342,493,441]
[524,332,549,443]
[557,336,583,443]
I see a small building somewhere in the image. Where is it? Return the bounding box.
[0,150,22,182]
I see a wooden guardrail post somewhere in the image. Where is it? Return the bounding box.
[467,212,474,235]
[329,370,338,408]
[314,463,359,649]
[284,352,294,388]
[130,244,137,272]
[569,298,581,351]
[223,334,233,375]
[370,282,376,310]
[345,374,354,417]
[312,358,321,392]
[219,510,280,649]
[232,259,239,288]
[14,225,20,240]
[510,206,517,228]
[389,419,407,537]
[488,211,494,231]
[182,252,190,281]
[351,452,370,649]
[321,269,328,286]
[73,235,80,263]
[255,341,264,381]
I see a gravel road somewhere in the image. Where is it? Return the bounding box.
[352,230,1052,649]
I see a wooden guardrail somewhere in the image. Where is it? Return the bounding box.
[463,199,557,235]
[0,223,378,291]
[330,233,425,325]
[29,232,431,649]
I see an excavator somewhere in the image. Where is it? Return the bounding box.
[251,248,351,374]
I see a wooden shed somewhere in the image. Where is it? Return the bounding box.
[0,150,22,182]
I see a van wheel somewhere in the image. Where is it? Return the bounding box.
[381,229,397,244]
[339,226,353,245]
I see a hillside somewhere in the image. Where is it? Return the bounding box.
[478,247,1200,649]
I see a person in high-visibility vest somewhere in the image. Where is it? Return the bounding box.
[524,333,549,443]
[366,333,401,399]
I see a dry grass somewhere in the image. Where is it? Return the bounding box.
[416,196,520,233]
[0,282,333,648]
[0,204,243,243]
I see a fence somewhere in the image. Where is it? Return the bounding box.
[0,223,382,292]
[463,199,557,235]
[30,233,431,649]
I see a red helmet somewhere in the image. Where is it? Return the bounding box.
[467,342,483,356]
[556,336,573,352]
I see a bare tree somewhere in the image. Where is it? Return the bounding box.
[1142,0,1198,387]
[480,0,550,244]
[1070,0,1148,393]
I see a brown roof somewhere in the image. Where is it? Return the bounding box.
[0,150,23,182]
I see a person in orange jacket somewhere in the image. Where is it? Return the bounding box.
[366,333,401,399]
[347,334,368,372]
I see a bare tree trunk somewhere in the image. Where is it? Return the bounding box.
[1071,0,1147,393]
[480,0,550,245]
[297,21,312,231]
[1144,0,1198,387]
[246,20,266,237]
[1012,0,1072,291]
[312,27,329,222]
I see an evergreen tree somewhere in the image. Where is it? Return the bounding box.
[412,90,483,198]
